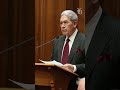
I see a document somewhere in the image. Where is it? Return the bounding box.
[39,59,63,67]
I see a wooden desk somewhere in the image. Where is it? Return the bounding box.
[35,63,78,90]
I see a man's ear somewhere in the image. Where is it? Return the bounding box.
[73,21,78,27]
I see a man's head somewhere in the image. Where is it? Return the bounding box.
[85,0,100,23]
[60,10,78,37]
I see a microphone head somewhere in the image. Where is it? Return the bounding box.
[54,36,59,41]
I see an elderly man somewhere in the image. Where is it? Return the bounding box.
[51,10,85,90]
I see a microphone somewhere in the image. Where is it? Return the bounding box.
[0,37,34,54]
[36,36,59,49]
[0,36,59,54]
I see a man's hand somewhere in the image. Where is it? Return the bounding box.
[62,64,74,72]
[77,78,85,90]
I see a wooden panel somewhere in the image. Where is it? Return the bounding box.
[35,67,52,86]
[35,0,41,63]
[78,0,85,33]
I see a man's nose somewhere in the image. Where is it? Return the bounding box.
[61,23,65,28]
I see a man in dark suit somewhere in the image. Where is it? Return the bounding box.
[51,10,85,90]
[78,0,120,90]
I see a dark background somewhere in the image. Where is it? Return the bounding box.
[0,0,35,87]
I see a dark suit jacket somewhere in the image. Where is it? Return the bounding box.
[51,30,85,77]
[85,12,120,90]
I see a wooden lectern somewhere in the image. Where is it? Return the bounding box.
[35,63,78,90]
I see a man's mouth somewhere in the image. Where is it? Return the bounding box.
[62,29,67,32]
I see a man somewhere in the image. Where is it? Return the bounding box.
[51,10,85,90]
[78,0,120,90]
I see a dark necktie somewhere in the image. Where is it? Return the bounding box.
[61,38,70,64]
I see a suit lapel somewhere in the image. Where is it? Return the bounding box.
[67,32,81,63]
[57,36,65,62]
[86,14,111,80]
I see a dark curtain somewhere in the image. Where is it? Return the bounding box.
[0,0,35,87]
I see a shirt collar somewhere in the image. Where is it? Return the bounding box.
[65,29,78,42]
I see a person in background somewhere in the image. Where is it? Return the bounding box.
[78,0,120,90]
[51,10,85,90]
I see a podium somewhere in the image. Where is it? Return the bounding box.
[35,63,78,90]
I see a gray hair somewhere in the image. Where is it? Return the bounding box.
[61,10,78,21]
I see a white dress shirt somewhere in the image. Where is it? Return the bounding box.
[61,29,78,60]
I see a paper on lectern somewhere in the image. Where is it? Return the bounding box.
[39,60,63,67]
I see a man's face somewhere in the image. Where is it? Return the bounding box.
[60,15,77,37]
